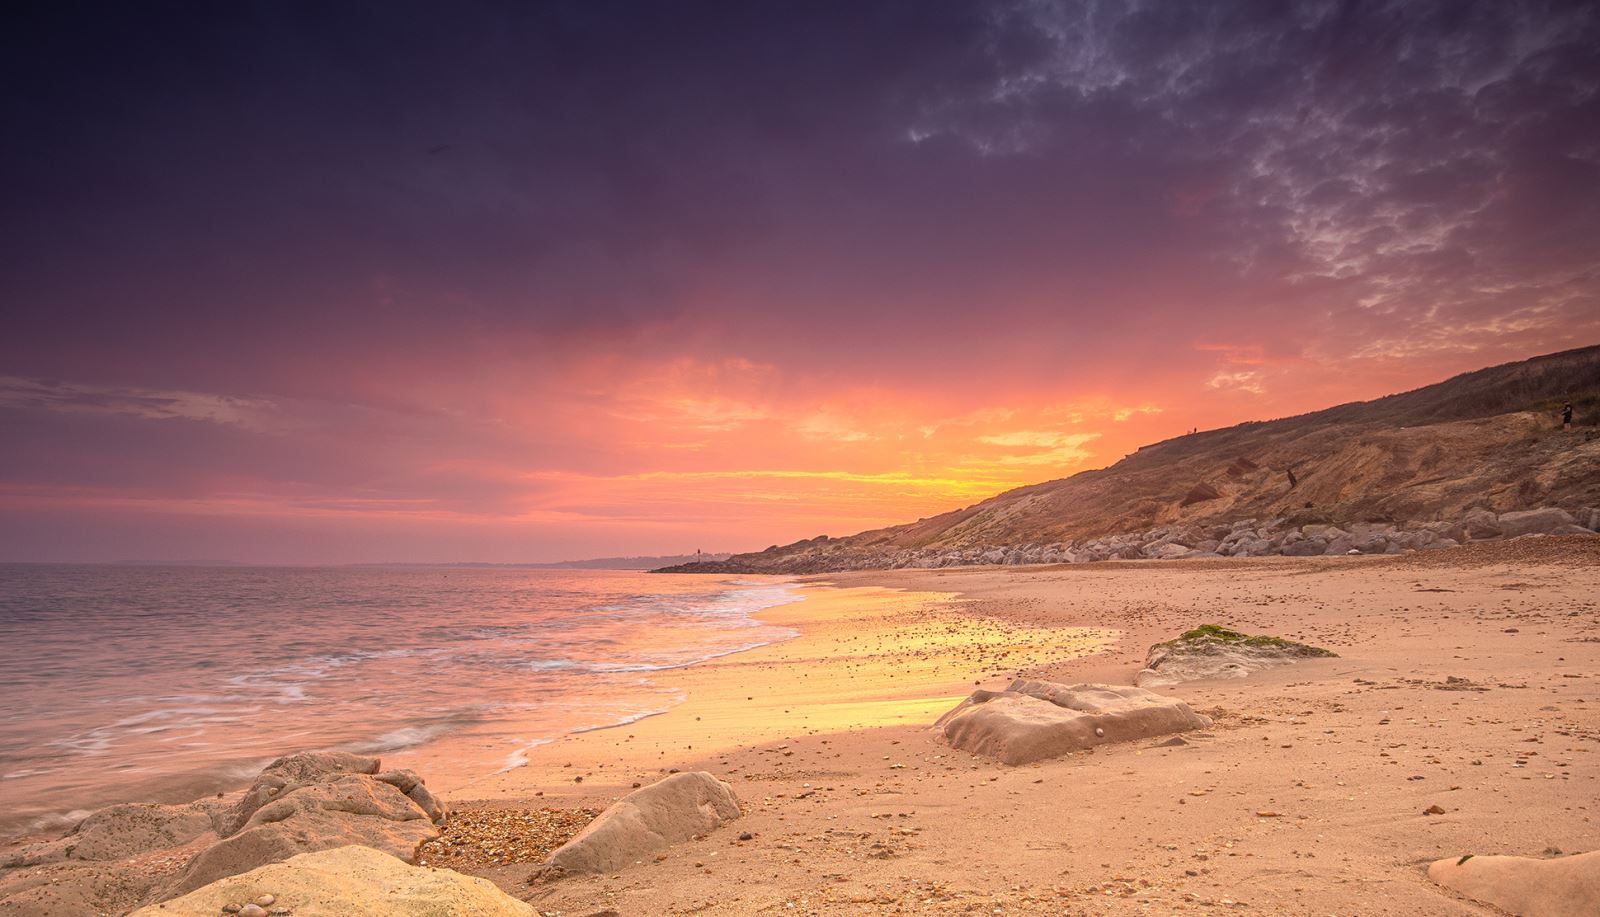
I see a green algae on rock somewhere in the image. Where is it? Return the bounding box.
[1137,624,1337,688]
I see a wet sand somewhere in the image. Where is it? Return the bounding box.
[458,537,1600,915]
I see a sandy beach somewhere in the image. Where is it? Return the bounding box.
[432,536,1600,915]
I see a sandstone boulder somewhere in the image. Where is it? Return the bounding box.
[132,845,534,917]
[0,753,453,917]
[1,803,215,868]
[222,751,382,836]
[933,680,1211,765]
[540,772,741,877]
[169,774,441,895]
[375,769,449,825]
[1427,850,1600,917]
[1135,624,1337,688]
[1497,508,1577,538]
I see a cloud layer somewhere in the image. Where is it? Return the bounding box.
[2,1,1597,561]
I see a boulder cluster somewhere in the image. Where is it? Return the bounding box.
[0,754,746,915]
[830,505,1598,572]
[0,752,451,916]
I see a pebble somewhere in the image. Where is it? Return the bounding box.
[416,806,599,869]
[254,895,275,907]
[239,905,268,917]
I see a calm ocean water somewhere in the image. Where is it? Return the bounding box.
[0,564,801,837]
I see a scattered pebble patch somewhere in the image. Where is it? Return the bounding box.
[416,807,600,869]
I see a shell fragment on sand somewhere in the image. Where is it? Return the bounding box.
[933,680,1212,765]
[1428,850,1600,917]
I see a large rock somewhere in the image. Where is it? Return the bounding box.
[1461,507,1503,539]
[132,845,534,917]
[1428,850,1600,917]
[1497,507,1577,538]
[1282,537,1329,556]
[1135,625,1336,688]
[0,803,224,916]
[1,803,215,868]
[1145,542,1193,560]
[540,772,741,876]
[933,680,1211,765]
[0,753,453,916]
[168,774,442,895]
[222,751,383,836]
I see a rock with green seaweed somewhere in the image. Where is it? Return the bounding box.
[1136,623,1337,688]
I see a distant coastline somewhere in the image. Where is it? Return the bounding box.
[351,553,734,571]
[67,553,737,571]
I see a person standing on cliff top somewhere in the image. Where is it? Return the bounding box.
[1562,401,1574,431]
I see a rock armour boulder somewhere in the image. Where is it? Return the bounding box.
[1428,850,1600,917]
[131,845,534,917]
[540,772,741,876]
[934,680,1212,765]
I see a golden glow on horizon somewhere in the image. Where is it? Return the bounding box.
[3,341,1489,560]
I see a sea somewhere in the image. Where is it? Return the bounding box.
[0,564,802,838]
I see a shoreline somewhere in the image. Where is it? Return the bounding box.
[449,580,1112,804]
[0,573,809,845]
[456,536,1600,915]
[5,537,1597,914]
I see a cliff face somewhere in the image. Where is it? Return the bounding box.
[660,345,1600,574]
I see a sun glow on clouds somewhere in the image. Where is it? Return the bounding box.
[0,359,1179,560]
[3,2,1598,562]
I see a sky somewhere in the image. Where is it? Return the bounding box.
[3,0,1599,564]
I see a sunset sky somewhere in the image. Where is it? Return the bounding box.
[4,1,1599,563]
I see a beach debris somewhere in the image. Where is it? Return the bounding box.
[933,680,1212,765]
[131,845,535,916]
[534,772,741,879]
[1135,624,1337,688]
[1427,850,1600,917]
